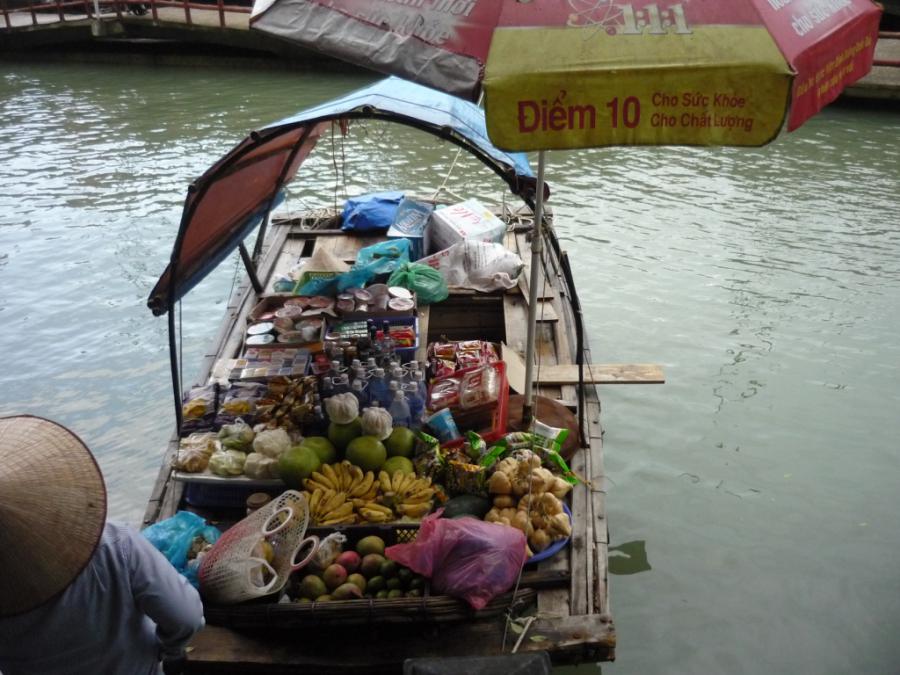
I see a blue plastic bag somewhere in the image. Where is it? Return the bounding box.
[142,511,221,587]
[341,191,404,232]
[354,239,411,276]
[334,239,412,292]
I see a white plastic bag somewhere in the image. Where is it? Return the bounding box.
[311,532,347,570]
[421,241,523,292]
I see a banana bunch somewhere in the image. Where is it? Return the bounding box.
[303,461,388,524]
[304,487,355,526]
[378,470,435,520]
[306,461,376,499]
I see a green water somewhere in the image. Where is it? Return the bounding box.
[1,63,898,674]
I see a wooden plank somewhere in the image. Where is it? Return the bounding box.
[186,615,614,673]
[593,543,611,617]
[502,344,663,389]
[568,448,593,616]
[502,295,557,365]
[583,354,612,622]
[532,363,665,385]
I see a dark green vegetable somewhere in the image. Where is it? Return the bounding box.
[441,494,492,520]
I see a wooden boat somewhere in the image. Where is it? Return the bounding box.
[144,77,663,673]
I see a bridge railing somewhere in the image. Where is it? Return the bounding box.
[1,0,250,31]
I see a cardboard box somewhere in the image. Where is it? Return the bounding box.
[425,198,507,255]
[388,199,433,261]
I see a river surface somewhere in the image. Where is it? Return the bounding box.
[1,63,898,674]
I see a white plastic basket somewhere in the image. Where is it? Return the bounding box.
[198,490,319,604]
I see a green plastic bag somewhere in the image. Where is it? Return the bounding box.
[388,262,449,305]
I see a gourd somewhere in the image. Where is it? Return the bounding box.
[360,406,393,440]
[324,392,359,425]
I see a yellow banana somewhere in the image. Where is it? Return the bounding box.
[324,490,347,514]
[397,502,431,518]
[401,472,420,495]
[362,501,393,515]
[309,470,335,490]
[359,508,390,523]
[339,461,355,490]
[391,471,406,492]
[401,491,434,504]
[308,489,323,515]
[322,501,353,521]
[347,464,364,491]
[321,463,340,489]
[350,471,374,498]
[336,463,348,492]
[378,471,393,493]
[304,477,333,494]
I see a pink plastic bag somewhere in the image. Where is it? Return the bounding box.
[385,510,526,610]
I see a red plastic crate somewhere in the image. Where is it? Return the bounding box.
[426,361,508,447]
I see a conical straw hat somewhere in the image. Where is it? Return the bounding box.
[0,415,107,616]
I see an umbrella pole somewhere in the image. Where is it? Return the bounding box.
[522,150,547,425]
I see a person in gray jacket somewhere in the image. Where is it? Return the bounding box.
[0,415,205,675]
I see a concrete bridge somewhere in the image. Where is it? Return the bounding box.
[0,0,324,61]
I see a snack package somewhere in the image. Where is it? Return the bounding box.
[445,459,488,498]
[428,364,500,412]
[427,340,499,379]
[412,431,445,483]
[482,432,579,485]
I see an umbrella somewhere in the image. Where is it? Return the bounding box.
[251,0,882,415]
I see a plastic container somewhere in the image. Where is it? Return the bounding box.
[425,408,462,444]
[427,361,509,447]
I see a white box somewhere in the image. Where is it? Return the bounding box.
[425,198,507,254]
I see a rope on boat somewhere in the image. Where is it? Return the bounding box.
[510,615,538,653]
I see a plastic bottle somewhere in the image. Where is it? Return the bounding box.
[381,320,395,362]
[388,366,405,390]
[368,368,390,408]
[320,376,334,399]
[332,373,350,396]
[389,388,412,428]
[365,357,377,376]
[351,378,368,407]
[403,382,424,430]
[312,403,327,433]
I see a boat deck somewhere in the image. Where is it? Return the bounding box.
[141,204,664,671]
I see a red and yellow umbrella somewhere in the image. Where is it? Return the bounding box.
[251,0,881,410]
[252,0,881,149]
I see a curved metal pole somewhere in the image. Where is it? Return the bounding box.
[167,296,183,433]
[522,150,547,424]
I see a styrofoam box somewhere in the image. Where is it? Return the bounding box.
[425,198,506,255]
